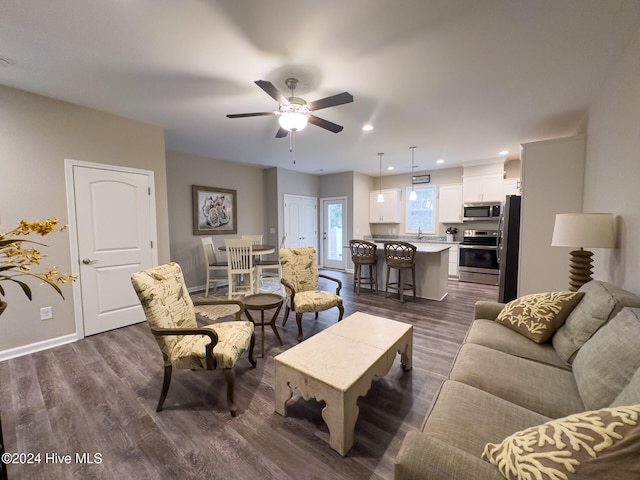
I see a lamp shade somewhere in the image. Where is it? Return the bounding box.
[551,213,615,248]
[278,112,308,132]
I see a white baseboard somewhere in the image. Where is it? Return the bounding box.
[0,333,79,362]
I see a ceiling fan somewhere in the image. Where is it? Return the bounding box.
[226,78,353,138]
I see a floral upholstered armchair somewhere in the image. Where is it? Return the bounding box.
[279,247,344,342]
[130,262,256,417]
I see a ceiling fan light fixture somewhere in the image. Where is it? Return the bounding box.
[278,112,308,132]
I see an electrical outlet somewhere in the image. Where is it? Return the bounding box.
[40,306,53,320]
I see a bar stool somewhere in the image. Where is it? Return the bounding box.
[384,241,417,303]
[349,240,378,294]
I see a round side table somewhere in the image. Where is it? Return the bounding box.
[242,293,284,357]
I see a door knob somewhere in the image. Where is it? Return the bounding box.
[82,258,97,265]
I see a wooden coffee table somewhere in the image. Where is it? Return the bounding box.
[274,312,412,456]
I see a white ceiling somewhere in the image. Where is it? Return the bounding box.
[1,0,638,176]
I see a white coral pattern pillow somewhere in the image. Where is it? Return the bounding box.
[482,404,640,479]
[496,291,584,343]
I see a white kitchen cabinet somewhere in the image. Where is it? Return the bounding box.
[463,173,504,202]
[369,189,401,223]
[503,178,521,196]
[438,184,463,223]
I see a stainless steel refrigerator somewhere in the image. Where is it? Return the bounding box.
[498,195,522,303]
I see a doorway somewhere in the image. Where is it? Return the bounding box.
[283,194,317,249]
[65,160,158,337]
[321,197,346,270]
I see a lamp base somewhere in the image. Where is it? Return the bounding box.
[568,249,593,292]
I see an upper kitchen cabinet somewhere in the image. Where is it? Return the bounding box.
[503,178,521,196]
[462,163,505,203]
[462,173,504,202]
[438,184,463,223]
[370,189,401,223]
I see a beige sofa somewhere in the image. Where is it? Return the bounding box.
[395,281,640,479]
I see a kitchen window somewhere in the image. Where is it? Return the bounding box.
[405,185,436,234]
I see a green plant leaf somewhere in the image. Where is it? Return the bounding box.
[11,279,33,300]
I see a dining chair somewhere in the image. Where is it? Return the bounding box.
[224,238,257,298]
[130,262,256,417]
[279,247,344,342]
[201,237,228,296]
[243,234,280,288]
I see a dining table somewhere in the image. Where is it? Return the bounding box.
[218,244,276,255]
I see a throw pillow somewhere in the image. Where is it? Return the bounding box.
[482,404,640,480]
[496,291,584,343]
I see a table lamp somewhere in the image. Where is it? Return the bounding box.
[551,213,615,291]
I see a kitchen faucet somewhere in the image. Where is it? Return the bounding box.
[417,227,423,239]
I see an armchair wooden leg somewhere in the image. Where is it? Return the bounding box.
[282,305,290,326]
[296,312,304,342]
[247,333,257,368]
[156,365,173,412]
[223,368,237,417]
[337,304,344,321]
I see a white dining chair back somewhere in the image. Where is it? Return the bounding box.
[201,237,228,296]
[241,234,263,245]
[224,238,257,299]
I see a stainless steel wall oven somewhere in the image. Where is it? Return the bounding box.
[458,229,499,285]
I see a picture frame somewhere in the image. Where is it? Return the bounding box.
[192,185,237,235]
[412,174,431,184]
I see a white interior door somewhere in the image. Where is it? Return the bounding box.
[283,194,317,249]
[321,197,346,270]
[71,163,156,336]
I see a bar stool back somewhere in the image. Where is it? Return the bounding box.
[349,240,378,294]
[384,241,417,302]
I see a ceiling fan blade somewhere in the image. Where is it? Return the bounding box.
[255,80,289,105]
[308,115,344,133]
[307,92,354,111]
[275,127,289,138]
[226,112,275,118]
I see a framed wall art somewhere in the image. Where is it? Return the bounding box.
[192,185,237,235]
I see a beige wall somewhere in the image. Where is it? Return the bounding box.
[583,30,640,294]
[166,150,268,290]
[0,85,169,352]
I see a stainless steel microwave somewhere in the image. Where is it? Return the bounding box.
[463,203,501,222]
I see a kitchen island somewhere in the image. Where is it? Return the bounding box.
[372,242,450,301]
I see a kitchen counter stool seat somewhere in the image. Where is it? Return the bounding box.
[349,239,378,294]
[384,241,417,303]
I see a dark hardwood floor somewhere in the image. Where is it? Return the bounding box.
[0,272,498,480]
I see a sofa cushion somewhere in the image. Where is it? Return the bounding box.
[572,307,640,410]
[449,343,584,418]
[613,367,640,407]
[495,291,584,343]
[422,380,550,456]
[482,404,640,480]
[465,319,570,369]
[552,281,640,363]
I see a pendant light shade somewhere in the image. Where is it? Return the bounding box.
[409,146,417,201]
[377,153,384,202]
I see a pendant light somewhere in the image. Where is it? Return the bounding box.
[377,153,385,202]
[409,146,417,201]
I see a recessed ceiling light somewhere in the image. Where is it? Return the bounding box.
[362,123,374,131]
[387,166,395,171]
[499,150,509,156]
[436,159,445,164]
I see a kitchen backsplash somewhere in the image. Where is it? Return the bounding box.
[364,234,458,244]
